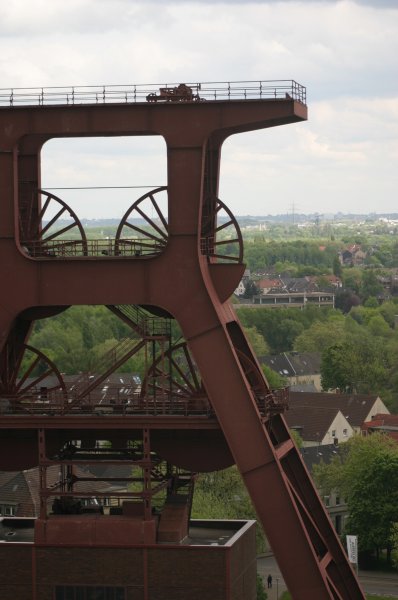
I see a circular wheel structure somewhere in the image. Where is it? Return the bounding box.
[115,187,168,257]
[115,186,242,262]
[141,341,207,408]
[201,196,243,263]
[21,190,87,258]
[141,340,281,416]
[0,344,67,411]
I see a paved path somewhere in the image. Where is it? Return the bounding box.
[257,555,398,599]
[257,555,287,599]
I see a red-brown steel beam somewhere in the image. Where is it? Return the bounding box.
[0,96,365,598]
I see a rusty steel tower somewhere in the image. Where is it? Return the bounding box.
[0,81,365,599]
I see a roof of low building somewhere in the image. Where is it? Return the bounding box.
[285,405,348,442]
[261,352,321,378]
[362,413,398,443]
[289,391,388,428]
[300,444,341,473]
[289,383,318,393]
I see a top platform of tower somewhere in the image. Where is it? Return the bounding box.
[0,80,306,108]
[0,80,307,144]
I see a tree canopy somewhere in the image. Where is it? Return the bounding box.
[313,434,398,566]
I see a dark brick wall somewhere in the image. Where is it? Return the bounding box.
[0,522,257,600]
[229,521,257,600]
[148,547,226,600]
[35,547,144,586]
[0,545,32,600]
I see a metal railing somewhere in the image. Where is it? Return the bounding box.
[21,238,164,258]
[0,80,306,107]
[2,386,288,418]
[3,388,215,418]
[112,304,171,338]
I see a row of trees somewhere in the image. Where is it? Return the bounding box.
[27,306,162,377]
[242,230,398,272]
[243,239,339,273]
[238,301,398,412]
[24,298,398,412]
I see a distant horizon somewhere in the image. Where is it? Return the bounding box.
[48,211,398,225]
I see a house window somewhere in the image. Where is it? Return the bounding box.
[331,430,336,437]
[55,586,125,600]
[343,428,348,437]
[335,495,341,506]
[0,504,17,516]
[324,496,330,507]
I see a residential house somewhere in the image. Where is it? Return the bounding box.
[235,274,338,309]
[261,352,322,391]
[339,245,367,266]
[252,276,335,308]
[281,277,319,293]
[285,405,354,447]
[0,466,119,518]
[301,444,347,535]
[289,391,390,434]
[361,413,398,443]
[234,268,251,296]
[234,279,246,296]
[307,274,342,289]
[256,277,283,294]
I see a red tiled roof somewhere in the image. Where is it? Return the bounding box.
[363,413,398,428]
[257,278,282,289]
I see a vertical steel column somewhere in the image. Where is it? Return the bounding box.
[38,428,47,520]
[143,428,152,521]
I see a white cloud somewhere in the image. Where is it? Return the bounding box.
[220,95,398,215]
[1,0,397,216]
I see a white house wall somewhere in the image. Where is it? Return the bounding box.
[321,412,354,445]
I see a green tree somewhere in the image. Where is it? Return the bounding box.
[360,270,383,302]
[334,289,361,314]
[256,574,268,600]
[367,315,391,338]
[261,364,287,390]
[342,268,362,294]
[321,336,388,394]
[243,326,270,356]
[290,429,304,448]
[294,314,346,354]
[321,342,358,392]
[364,296,379,309]
[243,280,260,298]
[192,466,266,552]
[332,255,342,278]
[314,434,398,566]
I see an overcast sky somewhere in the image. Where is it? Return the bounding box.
[1,0,397,218]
